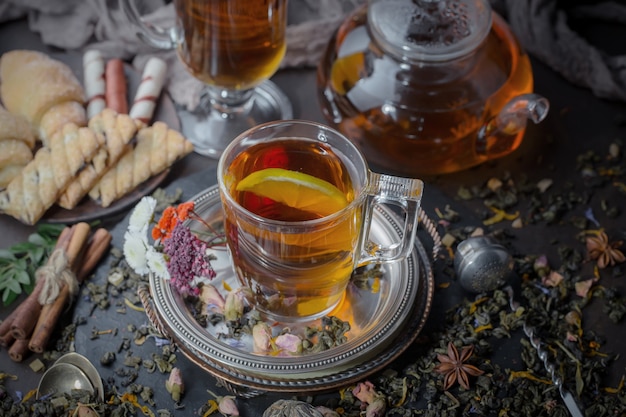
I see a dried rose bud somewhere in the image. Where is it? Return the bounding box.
[207,390,240,416]
[275,333,302,354]
[353,381,379,404]
[252,322,273,352]
[200,283,225,311]
[165,367,184,402]
[75,403,100,417]
[218,395,239,416]
[224,289,245,321]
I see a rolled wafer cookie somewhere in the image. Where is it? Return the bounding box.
[105,58,128,114]
[89,122,193,208]
[0,123,104,224]
[56,108,143,209]
[129,57,167,124]
[83,49,106,119]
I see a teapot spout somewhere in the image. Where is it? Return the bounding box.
[477,94,549,157]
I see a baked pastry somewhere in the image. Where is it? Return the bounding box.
[0,106,36,149]
[57,108,142,209]
[89,122,193,207]
[38,101,87,146]
[0,50,87,145]
[0,106,36,188]
[0,123,104,225]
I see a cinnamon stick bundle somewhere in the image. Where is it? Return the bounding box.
[9,226,74,340]
[0,327,15,348]
[3,223,111,361]
[8,338,30,362]
[29,227,112,353]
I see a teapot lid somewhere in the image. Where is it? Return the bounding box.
[367,0,492,62]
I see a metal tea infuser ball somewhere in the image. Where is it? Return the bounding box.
[453,235,514,293]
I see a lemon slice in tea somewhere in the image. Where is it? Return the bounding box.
[236,168,349,217]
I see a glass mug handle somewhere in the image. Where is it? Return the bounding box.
[357,173,423,266]
[119,0,176,50]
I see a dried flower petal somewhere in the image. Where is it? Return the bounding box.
[353,381,379,404]
[252,322,273,352]
[224,289,245,321]
[275,333,302,354]
[123,231,149,275]
[128,196,157,235]
[200,283,225,311]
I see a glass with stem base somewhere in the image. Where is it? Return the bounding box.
[121,0,292,157]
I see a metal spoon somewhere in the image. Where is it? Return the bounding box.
[36,362,94,399]
[54,352,105,401]
[454,236,585,417]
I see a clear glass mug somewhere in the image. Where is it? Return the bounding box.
[217,120,424,321]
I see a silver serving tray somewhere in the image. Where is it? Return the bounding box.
[149,185,434,394]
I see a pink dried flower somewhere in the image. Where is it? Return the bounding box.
[163,221,216,296]
[252,323,273,352]
[352,381,387,416]
[224,289,246,321]
[165,367,184,402]
[275,333,302,354]
[207,390,239,416]
[353,381,379,404]
[200,284,225,311]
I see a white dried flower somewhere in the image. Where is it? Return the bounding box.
[128,196,157,235]
[146,246,170,279]
[123,231,149,275]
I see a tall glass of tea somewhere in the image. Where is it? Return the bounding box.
[218,120,424,321]
[121,0,291,157]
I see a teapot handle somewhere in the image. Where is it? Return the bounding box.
[477,94,550,158]
[120,0,176,50]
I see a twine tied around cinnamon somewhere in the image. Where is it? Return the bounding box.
[36,248,79,305]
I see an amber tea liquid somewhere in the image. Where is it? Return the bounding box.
[174,0,287,91]
[222,139,362,319]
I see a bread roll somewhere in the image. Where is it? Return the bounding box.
[0,106,35,188]
[0,106,36,149]
[0,50,86,145]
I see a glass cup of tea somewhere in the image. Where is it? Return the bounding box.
[217,120,424,321]
[121,0,292,157]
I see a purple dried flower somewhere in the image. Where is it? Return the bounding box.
[163,221,216,296]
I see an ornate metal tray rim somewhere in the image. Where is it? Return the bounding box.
[146,185,434,390]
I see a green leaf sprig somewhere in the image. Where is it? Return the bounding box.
[0,224,65,306]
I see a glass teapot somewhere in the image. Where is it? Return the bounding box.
[317,0,549,176]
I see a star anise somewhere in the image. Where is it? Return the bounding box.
[434,342,484,390]
[586,231,626,269]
